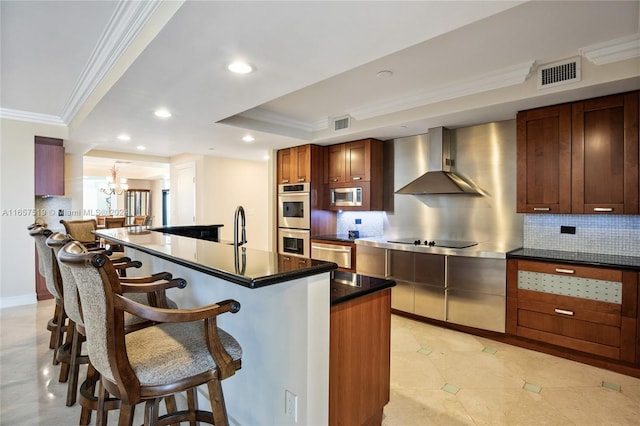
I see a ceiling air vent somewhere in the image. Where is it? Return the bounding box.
[537,57,581,89]
[333,115,351,131]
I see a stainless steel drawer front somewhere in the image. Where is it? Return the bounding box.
[311,242,351,269]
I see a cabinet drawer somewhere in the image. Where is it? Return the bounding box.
[517,259,622,281]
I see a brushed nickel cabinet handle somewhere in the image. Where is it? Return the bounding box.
[594,207,613,212]
[297,178,305,182]
[282,179,289,183]
[330,178,338,182]
[352,176,362,180]
[554,308,574,316]
[533,207,550,211]
[555,268,575,274]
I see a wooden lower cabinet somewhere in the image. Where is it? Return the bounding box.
[507,259,638,364]
[330,289,391,425]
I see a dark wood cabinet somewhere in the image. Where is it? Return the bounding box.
[277,144,312,184]
[326,139,384,211]
[330,289,391,425]
[517,90,639,215]
[326,144,345,183]
[571,92,639,214]
[326,138,382,184]
[506,259,638,364]
[35,136,65,196]
[516,104,572,213]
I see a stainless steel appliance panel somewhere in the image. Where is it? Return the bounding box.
[414,253,445,287]
[386,120,523,249]
[330,186,362,207]
[356,245,386,278]
[311,242,352,269]
[414,283,445,321]
[448,257,506,296]
[278,183,310,229]
[278,228,310,258]
[388,250,413,282]
[446,290,506,332]
[391,281,415,313]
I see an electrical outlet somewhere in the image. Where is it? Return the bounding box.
[285,390,297,422]
[355,218,362,224]
[560,226,576,234]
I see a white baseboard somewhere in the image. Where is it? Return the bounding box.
[0,294,37,309]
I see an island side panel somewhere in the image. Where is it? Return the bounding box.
[127,247,330,426]
[329,288,392,425]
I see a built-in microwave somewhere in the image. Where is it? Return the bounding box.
[330,186,362,207]
[278,228,310,258]
[278,183,310,229]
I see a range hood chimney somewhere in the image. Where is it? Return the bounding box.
[395,127,482,195]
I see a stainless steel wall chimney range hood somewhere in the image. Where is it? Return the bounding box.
[395,127,482,195]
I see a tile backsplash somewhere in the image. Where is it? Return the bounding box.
[34,196,73,233]
[524,214,640,257]
[336,211,384,237]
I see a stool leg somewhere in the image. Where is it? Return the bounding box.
[207,380,229,426]
[143,399,160,426]
[186,388,198,426]
[65,323,81,406]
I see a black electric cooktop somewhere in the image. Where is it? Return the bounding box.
[386,238,478,249]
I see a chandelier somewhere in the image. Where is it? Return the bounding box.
[100,164,129,195]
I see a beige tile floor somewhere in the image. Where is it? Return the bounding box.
[2,300,640,425]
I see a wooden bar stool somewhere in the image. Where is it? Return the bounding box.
[59,241,242,426]
[47,233,186,424]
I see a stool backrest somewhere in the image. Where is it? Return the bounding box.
[29,226,62,299]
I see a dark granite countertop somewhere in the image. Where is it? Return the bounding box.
[95,227,337,288]
[508,248,640,271]
[311,234,361,243]
[330,271,395,306]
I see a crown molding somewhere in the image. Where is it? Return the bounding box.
[0,108,65,125]
[60,1,164,124]
[349,60,535,121]
[581,34,640,65]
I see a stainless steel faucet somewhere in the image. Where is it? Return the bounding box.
[234,205,247,247]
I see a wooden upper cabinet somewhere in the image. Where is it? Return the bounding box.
[516,104,572,213]
[326,138,383,183]
[277,144,324,185]
[571,92,639,214]
[277,145,311,184]
[327,144,345,183]
[35,136,65,196]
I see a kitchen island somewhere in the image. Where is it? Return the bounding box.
[95,227,395,425]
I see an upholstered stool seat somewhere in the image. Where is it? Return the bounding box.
[121,323,241,388]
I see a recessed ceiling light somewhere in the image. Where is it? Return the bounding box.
[376,70,393,78]
[242,135,255,142]
[117,134,131,141]
[228,61,253,74]
[136,145,146,151]
[154,109,172,118]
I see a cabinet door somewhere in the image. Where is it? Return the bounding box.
[345,140,370,182]
[516,104,572,213]
[327,144,345,183]
[277,148,293,184]
[293,144,310,183]
[35,137,65,196]
[571,92,639,214]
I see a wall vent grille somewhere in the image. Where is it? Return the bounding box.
[538,57,581,89]
[333,116,350,131]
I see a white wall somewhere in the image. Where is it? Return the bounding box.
[0,118,67,308]
[202,156,271,250]
[170,154,273,251]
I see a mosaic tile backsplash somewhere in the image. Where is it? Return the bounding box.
[524,214,640,257]
[336,211,384,237]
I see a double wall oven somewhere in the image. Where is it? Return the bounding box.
[278,183,310,258]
